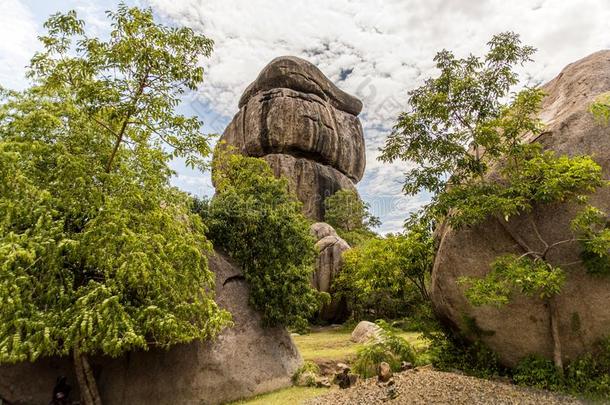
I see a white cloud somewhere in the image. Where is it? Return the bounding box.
[0,0,40,89]
[147,0,610,232]
[4,0,606,232]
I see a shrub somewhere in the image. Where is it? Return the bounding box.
[336,227,432,320]
[292,361,321,386]
[323,189,379,246]
[197,150,323,330]
[513,337,610,399]
[423,316,505,379]
[353,321,416,378]
[513,355,562,390]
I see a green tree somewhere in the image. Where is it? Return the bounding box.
[0,6,230,404]
[591,92,610,124]
[197,149,324,331]
[381,32,609,373]
[337,224,433,319]
[324,189,380,246]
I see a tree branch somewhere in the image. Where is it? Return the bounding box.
[529,216,548,250]
[105,64,151,173]
[496,214,536,254]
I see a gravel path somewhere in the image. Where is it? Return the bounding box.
[305,367,584,405]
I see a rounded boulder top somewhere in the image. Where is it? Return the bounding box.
[238,55,363,116]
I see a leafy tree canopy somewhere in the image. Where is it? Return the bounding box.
[197,149,324,331]
[0,4,230,402]
[381,31,610,373]
[324,189,380,246]
[336,224,433,320]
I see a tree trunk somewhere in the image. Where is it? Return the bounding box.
[73,346,103,405]
[547,297,564,376]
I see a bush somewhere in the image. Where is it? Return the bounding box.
[513,355,561,390]
[513,337,610,399]
[428,334,504,379]
[292,361,321,386]
[197,150,323,330]
[422,316,505,379]
[336,228,432,320]
[323,189,379,247]
[353,321,416,378]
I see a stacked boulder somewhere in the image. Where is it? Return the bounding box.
[219,56,368,322]
[311,222,351,322]
[219,55,366,221]
[431,50,610,366]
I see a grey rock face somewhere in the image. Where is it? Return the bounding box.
[219,56,366,221]
[264,154,356,220]
[0,251,302,405]
[239,55,363,116]
[430,50,610,366]
[310,222,351,323]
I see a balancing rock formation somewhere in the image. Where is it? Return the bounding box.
[431,50,610,366]
[218,56,367,322]
[0,252,302,405]
[219,55,366,221]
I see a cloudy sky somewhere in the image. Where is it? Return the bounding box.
[2,0,610,233]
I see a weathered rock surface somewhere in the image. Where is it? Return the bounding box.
[377,362,393,383]
[224,87,365,182]
[351,321,383,344]
[264,154,356,220]
[431,50,610,366]
[239,55,363,116]
[0,251,302,405]
[219,56,366,221]
[311,223,351,323]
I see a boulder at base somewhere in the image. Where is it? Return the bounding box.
[350,321,382,344]
[431,50,610,366]
[311,222,351,323]
[0,251,302,405]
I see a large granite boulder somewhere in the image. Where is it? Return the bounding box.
[219,56,366,220]
[431,50,610,366]
[0,251,302,405]
[311,222,351,323]
[264,154,357,221]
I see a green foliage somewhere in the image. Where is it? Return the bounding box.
[514,340,610,399]
[513,355,562,390]
[380,32,537,197]
[563,338,610,399]
[0,5,231,365]
[353,320,416,378]
[336,225,433,320]
[427,333,504,379]
[591,92,610,124]
[461,255,566,306]
[399,302,438,333]
[572,206,610,275]
[383,30,609,377]
[198,150,322,330]
[421,315,504,379]
[292,361,321,386]
[323,189,380,246]
[439,146,605,229]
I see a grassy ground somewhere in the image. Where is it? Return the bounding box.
[294,326,425,362]
[228,326,426,404]
[228,387,329,405]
